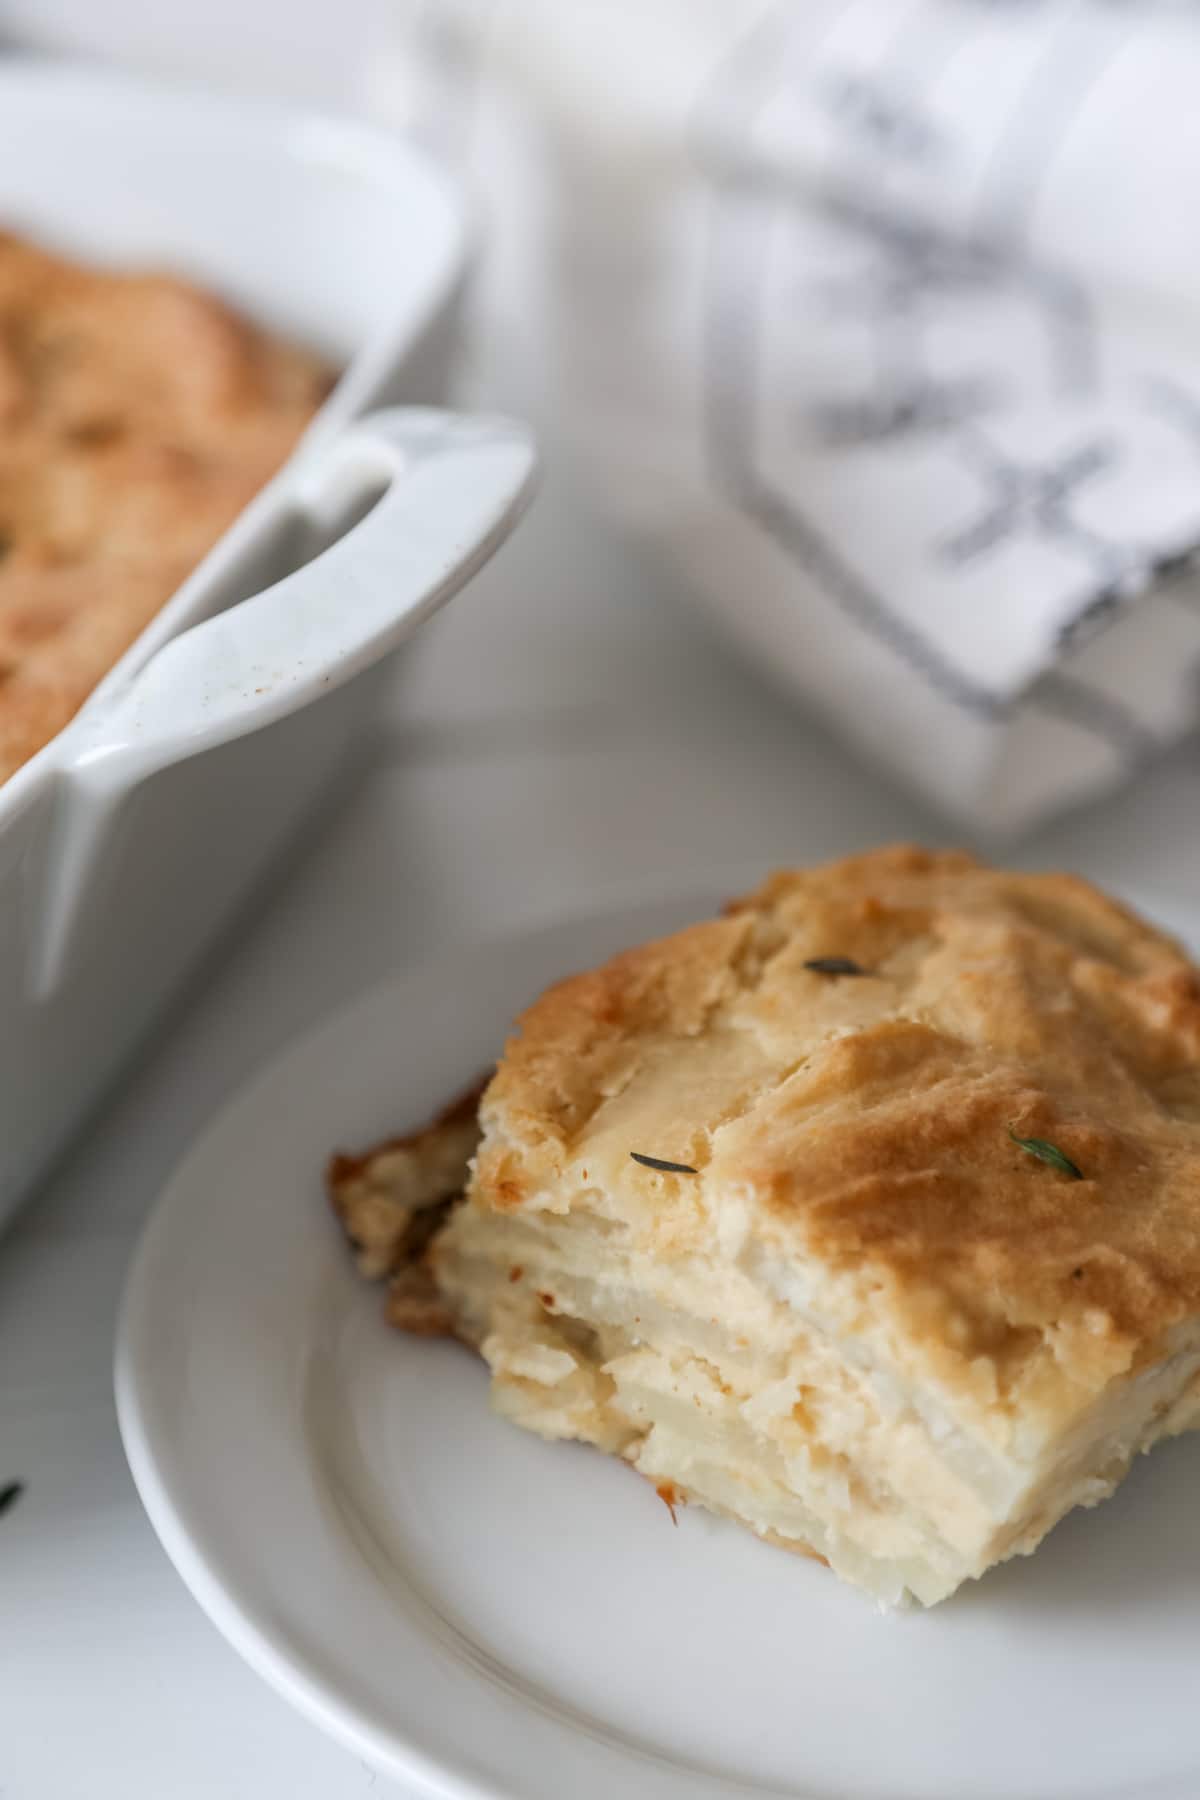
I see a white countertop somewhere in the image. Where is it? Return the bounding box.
[4,413,1200,1798]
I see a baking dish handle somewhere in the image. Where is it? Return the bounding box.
[32,406,537,996]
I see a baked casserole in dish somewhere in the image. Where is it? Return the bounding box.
[0,63,535,1225]
[0,228,333,783]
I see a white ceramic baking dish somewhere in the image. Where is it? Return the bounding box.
[0,62,536,1227]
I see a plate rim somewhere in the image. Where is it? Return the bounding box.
[115,890,766,1800]
[114,877,1200,1800]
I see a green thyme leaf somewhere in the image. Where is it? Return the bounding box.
[1008,1129,1083,1181]
[630,1152,698,1175]
[804,956,869,976]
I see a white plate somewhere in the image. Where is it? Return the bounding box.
[117,892,1200,1800]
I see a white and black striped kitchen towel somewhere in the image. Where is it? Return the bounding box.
[382,0,1200,830]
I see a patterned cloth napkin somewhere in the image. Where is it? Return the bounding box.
[385,0,1200,830]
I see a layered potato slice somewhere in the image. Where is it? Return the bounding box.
[330,848,1200,1606]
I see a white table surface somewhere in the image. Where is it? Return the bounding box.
[4,179,1200,1791]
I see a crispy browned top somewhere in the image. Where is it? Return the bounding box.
[0,230,332,782]
[474,848,1200,1418]
[327,1079,487,1337]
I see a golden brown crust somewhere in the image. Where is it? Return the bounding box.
[472,847,1200,1418]
[0,230,332,782]
[326,1077,486,1282]
[383,1265,458,1337]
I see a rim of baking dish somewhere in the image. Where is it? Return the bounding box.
[0,56,470,822]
